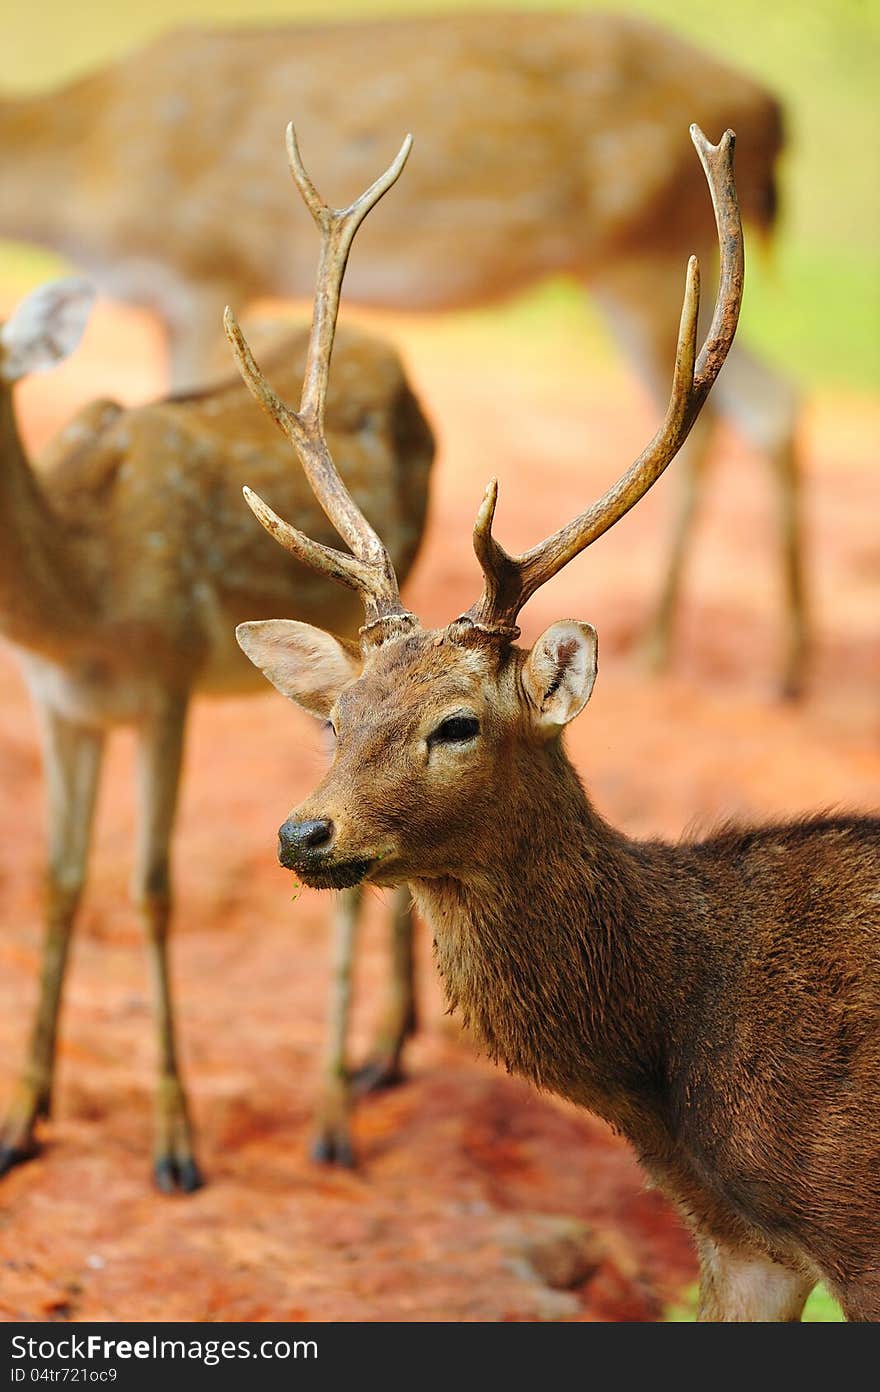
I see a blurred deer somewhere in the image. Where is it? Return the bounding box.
[0,278,433,1189]
[0,11,805,693]
[230,127,880,1321]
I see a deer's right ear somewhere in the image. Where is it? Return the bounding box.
[521,621,598,734]
[0,278,96,383]
[236,619,361,718]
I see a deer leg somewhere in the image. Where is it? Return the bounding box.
[310,886,361,1168]
[0,709,103,1175]
[696,1237,813,1321]
[706,339,807,699]
[641,415,715,672]
[771,433,808,700]
[351,886,416,1095]
[135,694,202,1194]
[589,256,722,672]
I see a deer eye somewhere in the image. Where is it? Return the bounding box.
[428,714,480,746]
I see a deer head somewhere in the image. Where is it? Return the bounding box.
[229,124,743,891]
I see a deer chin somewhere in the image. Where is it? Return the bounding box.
[296,858,376,891]
[365,859,407,889]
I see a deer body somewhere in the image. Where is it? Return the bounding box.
[0,14,780,331]
[4,325,429,725]
[267,621,880,1318]
[416,778,880,1318]
[0,283,433,1187]
[0,11,805,691]
[228,127,878,1318]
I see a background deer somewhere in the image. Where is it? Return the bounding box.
[229,127,880,1321]
[0,9,805,693]
[0,277,433,1190]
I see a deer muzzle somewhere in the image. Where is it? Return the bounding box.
[277,816,374,890]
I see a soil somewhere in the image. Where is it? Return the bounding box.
[0,300,877,1321]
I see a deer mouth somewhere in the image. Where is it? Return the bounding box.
[295,858,375,891]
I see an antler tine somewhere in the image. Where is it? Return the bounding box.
[225,127,415,631]
[465,124,743,635]
[286,123,413,426]
[240,485,388,602]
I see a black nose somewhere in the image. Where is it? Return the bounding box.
[278,817,335,868]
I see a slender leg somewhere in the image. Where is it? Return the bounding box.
[590,255,808,694]
[773,433,809,700]
[589,258,719,672]
[697,1237,813,1321]
[0,708,103,1175]
[135,693,202,1193]
[641,415,715,672]
[352,886,417,1095]
[705,338,807,699]
[310,886,361,1167]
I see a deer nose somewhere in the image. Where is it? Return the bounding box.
[278,817,335,868]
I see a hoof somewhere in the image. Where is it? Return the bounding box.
[350,1057,405,1097]
[0,1140,39,1178]
[779,674,806,703]
[153,1154,205,1195]
[309,1130,357,1169]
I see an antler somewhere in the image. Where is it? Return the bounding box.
[464,124,744,637]
[224,124,415,636]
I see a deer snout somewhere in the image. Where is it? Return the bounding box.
[278,817,335,869]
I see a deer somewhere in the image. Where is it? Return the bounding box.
[0,10,806,695]
[228,125,880,1322]
[0,267,433,1190]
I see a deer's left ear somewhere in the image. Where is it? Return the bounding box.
[521,621,598,733]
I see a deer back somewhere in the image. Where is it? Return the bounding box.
[0,13,781,311]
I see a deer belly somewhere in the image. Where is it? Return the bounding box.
[17,651,157,728]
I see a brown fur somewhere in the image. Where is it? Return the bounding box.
[262,625,879,1320]
[0,311,433,1188]
[0,12,781,339]
[1,324,432,675]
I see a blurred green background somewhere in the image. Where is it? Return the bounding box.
[1,0,878,390]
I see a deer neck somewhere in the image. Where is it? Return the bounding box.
[0,382,94,656]
[412,739,691,1133]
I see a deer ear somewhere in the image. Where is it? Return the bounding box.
[236,619,361,718]
[521,621,598,733]
[0,278,96,383]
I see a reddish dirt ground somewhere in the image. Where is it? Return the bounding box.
[0,301,877,1321]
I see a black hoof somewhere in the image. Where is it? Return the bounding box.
[153,1155,205,1195]
[0,1141,38,1178]
[350,1058,405,1097]
[179,1158,205,1193]
[309,1132,357,1169]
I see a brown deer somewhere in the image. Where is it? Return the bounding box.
[0,268,433,1189]
[0,10,805,693]
[229,127,880,1321]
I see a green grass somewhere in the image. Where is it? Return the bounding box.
[665,1281,846,1322]
[1,0,878,389]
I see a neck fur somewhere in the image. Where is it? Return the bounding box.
[411,739,687,1129]
[0,382,94,657]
